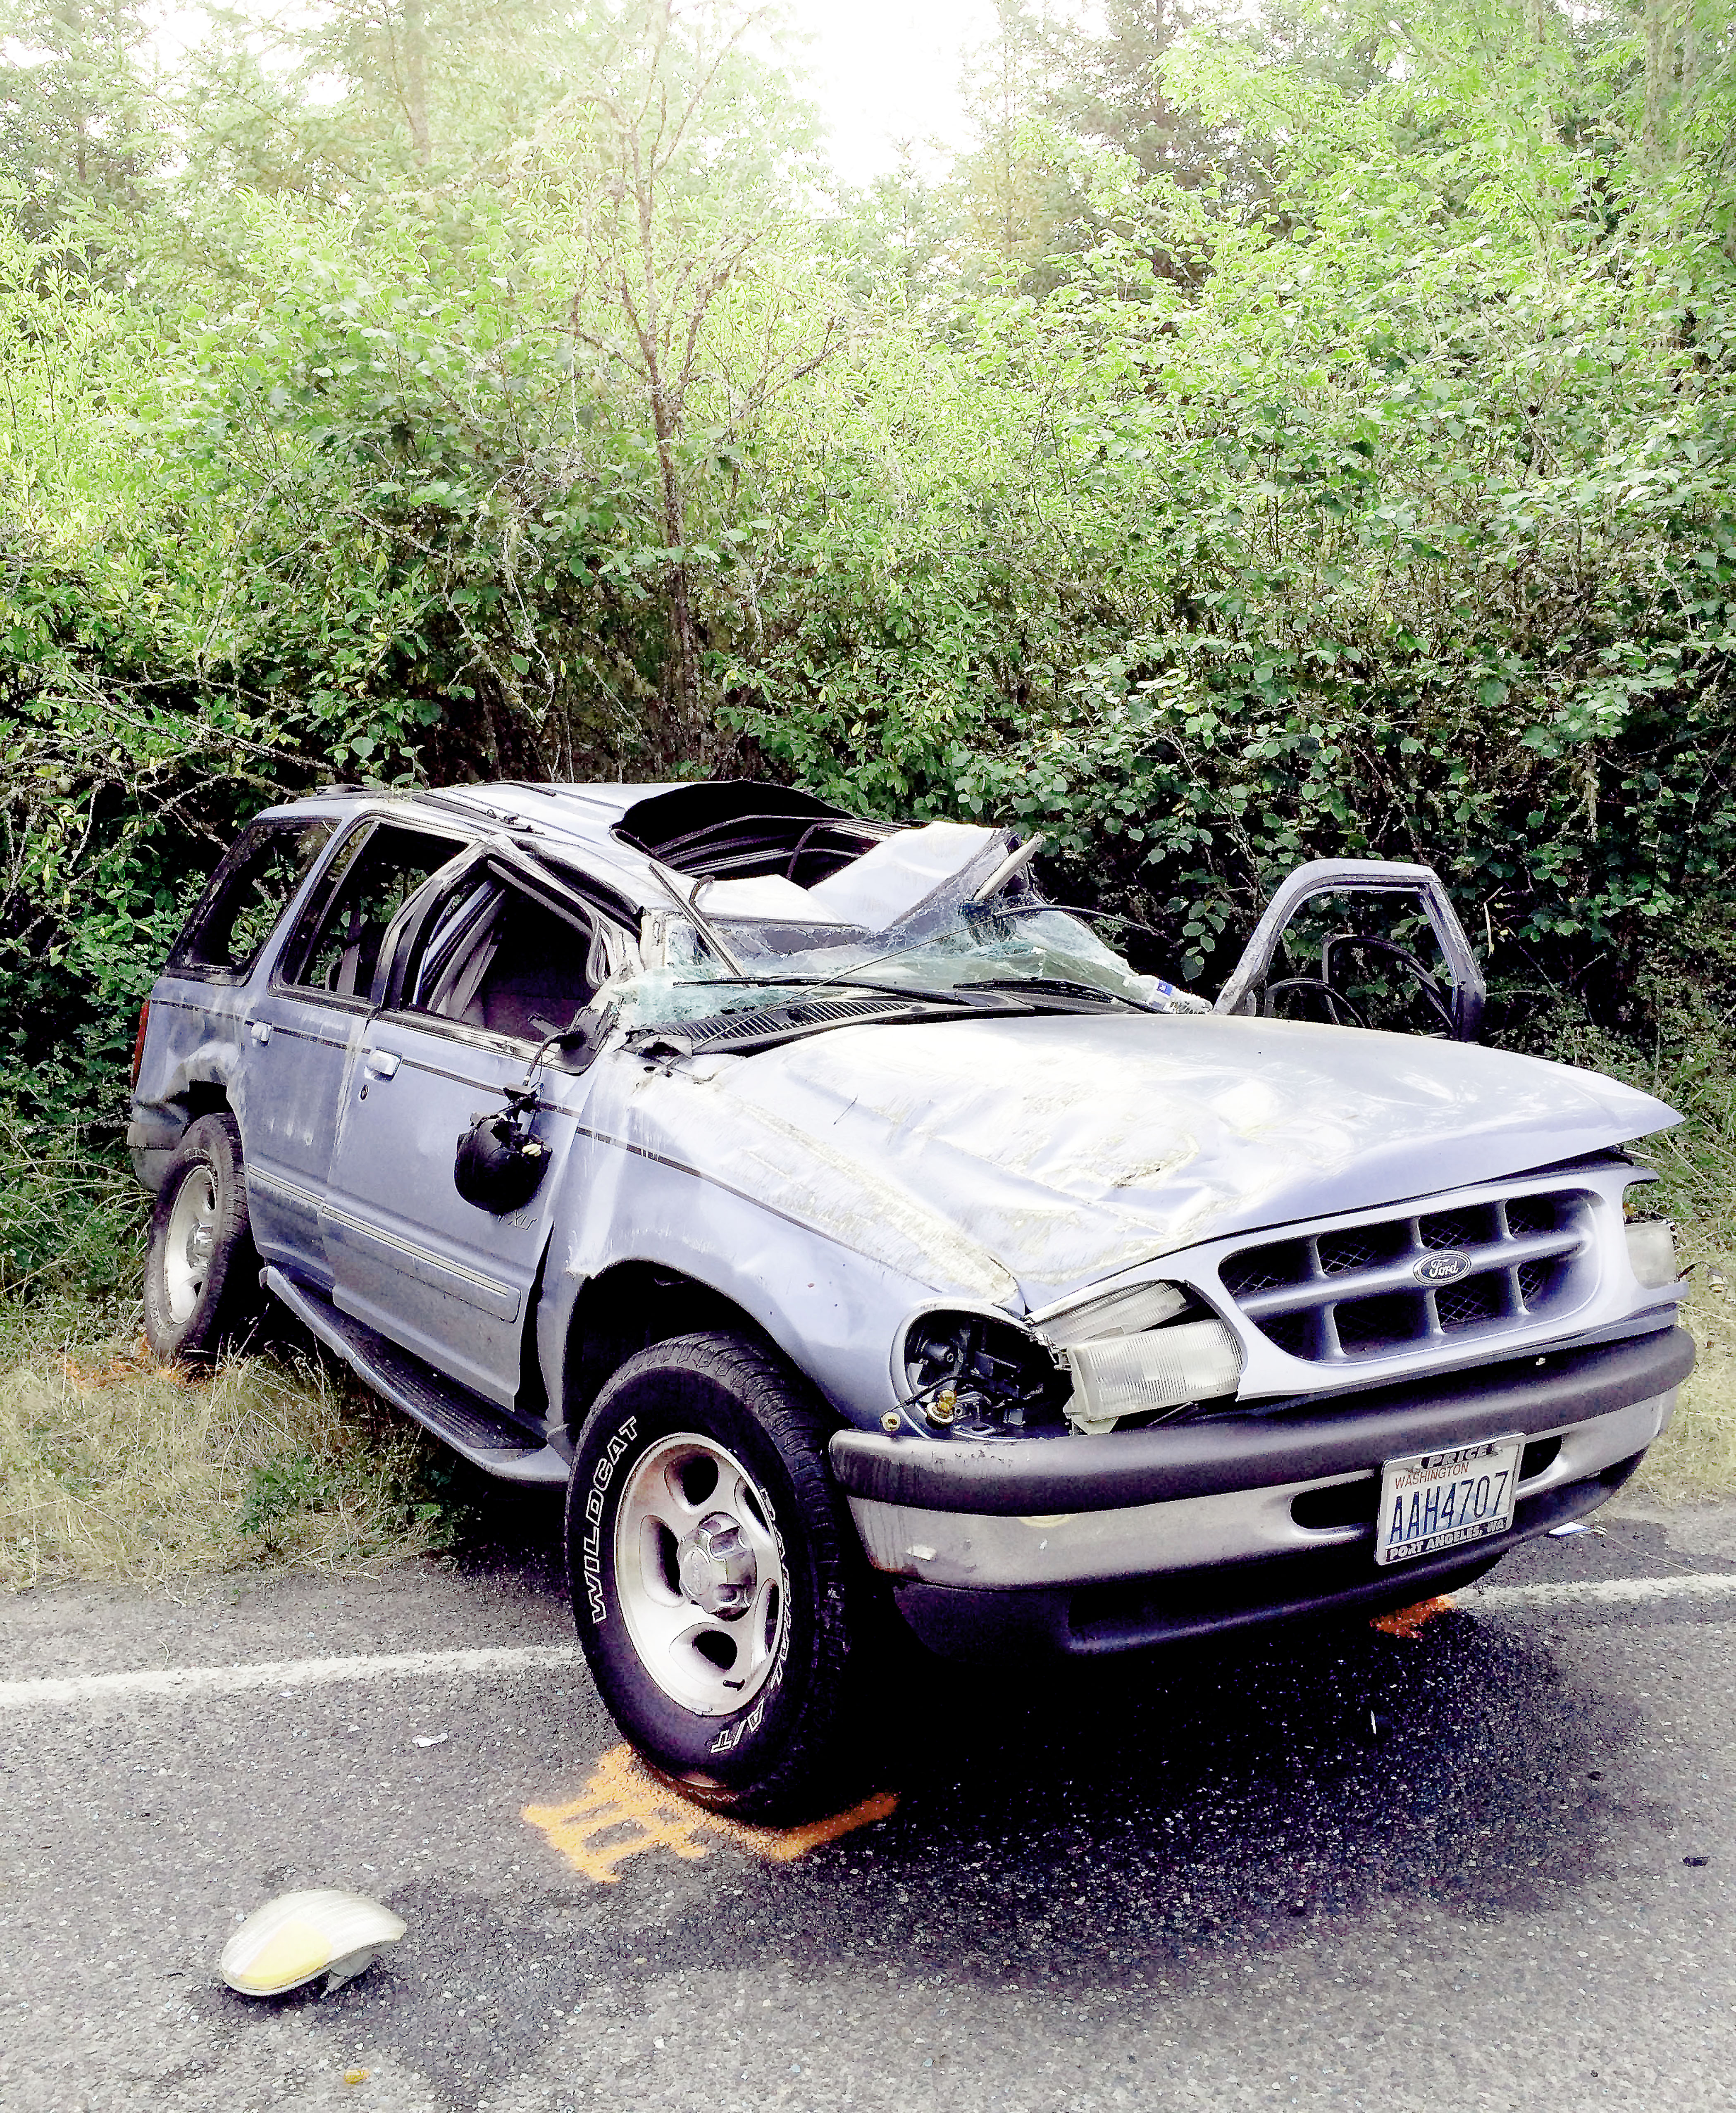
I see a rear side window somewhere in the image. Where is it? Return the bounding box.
[280,822,467,1002]
[167,819,337,980]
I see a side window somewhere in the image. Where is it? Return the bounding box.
[418,885,603,1043]
[281,824,467,1002]
[168,819,336,979]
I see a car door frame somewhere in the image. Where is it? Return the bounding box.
[1213,858,1486,1042]
[318,843,633,1405]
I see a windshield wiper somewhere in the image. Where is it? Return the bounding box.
[958,976,1156,1013]
[625,985,984,1059]
[651,974,978,1007]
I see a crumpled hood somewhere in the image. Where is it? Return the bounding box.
[608,1012,1678,1310]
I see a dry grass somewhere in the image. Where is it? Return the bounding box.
[0,1337,451,1590]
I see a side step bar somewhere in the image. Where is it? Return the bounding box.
[263,1268,570,1487]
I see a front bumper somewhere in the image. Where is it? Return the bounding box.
[829,1324,1693,1660]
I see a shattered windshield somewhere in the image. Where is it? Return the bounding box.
[614,862,1204,1034]
[568,821,1212,1038]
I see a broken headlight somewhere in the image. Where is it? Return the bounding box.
[1030,1277,1244,1434]
[1624,1216,1679,1290]
[901,1311,1070,1434]
[1622,1174,1681,1291]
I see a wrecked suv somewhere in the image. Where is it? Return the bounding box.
[130,781,1694,1814]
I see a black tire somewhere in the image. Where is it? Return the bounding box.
[143,1113,261,1362]
[566,1331,864,1821]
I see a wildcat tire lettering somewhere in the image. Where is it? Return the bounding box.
[579,1416,637,1624]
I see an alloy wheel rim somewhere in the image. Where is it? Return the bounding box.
[613,1432,788,1717]
[163,1168,219,1324]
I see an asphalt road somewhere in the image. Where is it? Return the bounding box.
[5,1491,1736,2113]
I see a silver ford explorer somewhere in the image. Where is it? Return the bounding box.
[128,779,1694,1815]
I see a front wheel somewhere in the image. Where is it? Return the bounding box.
[143,1113,260,1362]
[566,1332,865,1821]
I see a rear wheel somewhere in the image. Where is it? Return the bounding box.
[143,1113,260,1362]
[566,1332,865,1821]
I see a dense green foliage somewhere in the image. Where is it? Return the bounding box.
[2,0,1734,1130]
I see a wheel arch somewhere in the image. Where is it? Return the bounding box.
[559,1261,779,1436]
[181,1079,233,1122]
[129,1074,236,1191]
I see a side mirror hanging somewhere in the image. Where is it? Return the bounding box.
[454,1084,548,1215]
[451,1008,609,1216]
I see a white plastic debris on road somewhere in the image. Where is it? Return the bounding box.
[219,1888,406,1997]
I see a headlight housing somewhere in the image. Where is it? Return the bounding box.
[1035,1279,1191,1348]
[1028,1277,1245,1434]
[901,1310,1071,1433]
[1622,1174,1681,1291]
[1065,1317,1243,1436]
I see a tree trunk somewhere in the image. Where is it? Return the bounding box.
[1526,0,1557,142]
[402,3,432,168]
[1642,0,1673,158]
[650,386,698,767]
[1679,0,1698,154]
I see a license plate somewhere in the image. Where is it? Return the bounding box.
[1376,1434,1523,1566]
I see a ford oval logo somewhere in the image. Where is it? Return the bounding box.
[1414,1252,1470,1284]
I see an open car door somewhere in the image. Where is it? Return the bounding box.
[1214,859,1486,1042]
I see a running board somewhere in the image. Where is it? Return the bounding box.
[263,1268,570,1487]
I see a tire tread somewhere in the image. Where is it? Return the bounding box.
[568,1329,869,1822]
[143,1112,260,1363]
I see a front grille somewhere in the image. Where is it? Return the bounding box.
[1220,1189,1595,1364]
[1435,1273,1505,1331]
[1319,1224,1403,1274]
[1420,1204,1498,1250]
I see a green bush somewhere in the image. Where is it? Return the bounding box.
[1,0,1733,1127]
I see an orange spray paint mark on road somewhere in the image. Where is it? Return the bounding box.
[1370,1596,1456,1639]
[522,1743,898,1884]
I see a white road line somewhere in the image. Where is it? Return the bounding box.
[0,1643,581,1712]
[1467,1573,1736,1612]
[5,1572,1736,1712]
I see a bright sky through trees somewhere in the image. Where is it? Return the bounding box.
[61,0,1004,187]
[780,0,995,183]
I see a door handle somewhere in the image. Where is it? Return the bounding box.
[363,1049,401,1079]
[249,1020,272,1045]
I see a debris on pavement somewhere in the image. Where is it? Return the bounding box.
[1369,1596,1456,1638]
[219,1888,407,1997]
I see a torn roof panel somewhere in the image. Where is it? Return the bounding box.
[695,821,1006,934]
[246,780,1011,931]
[613,780,897,887]
[804,821,1001,929]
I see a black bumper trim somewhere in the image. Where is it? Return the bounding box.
[832,1324,1692,1518]
[892,1453,1642,1661]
